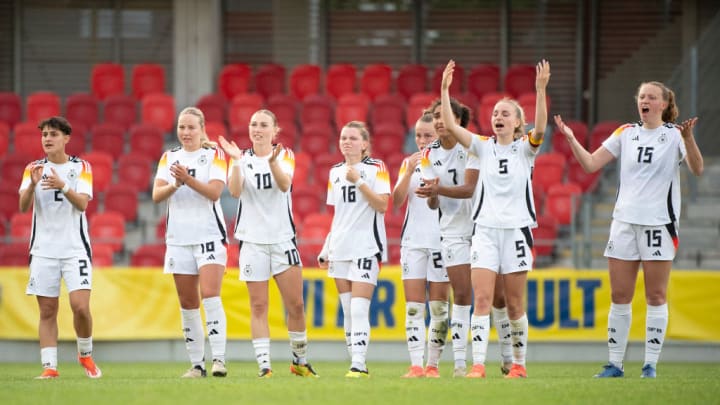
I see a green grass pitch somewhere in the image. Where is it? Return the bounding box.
[2,362,718,405]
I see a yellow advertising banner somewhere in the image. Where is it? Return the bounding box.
[0,267,719,342]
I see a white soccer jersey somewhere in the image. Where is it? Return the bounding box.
[395,157,441,249]
[231,147,296,244]
[19,157,93,259]
[468,135,538,228]
[419,140,474,237]
[155,146,228,246]
[326,157,391,261]
[602,122,686,225]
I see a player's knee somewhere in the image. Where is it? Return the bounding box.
[645,291,667,306]
[429,300,448,319]
[250,300,269,317]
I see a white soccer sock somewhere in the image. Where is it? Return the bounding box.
[41,347,57,370]
[289,330,308,365]
[77,336,93,358]
[252,337,271,370]
[405,302,426,367]
[644,303,668,367]
[470,314,491,365]
[509,314,528,366]
[350,297,371,371]
[426,300,448,368]
[451,304,471,369]
[339,292,353,358]
[607,303,632,368]
[180,308,205,368]
[202,296,226,363]
[492,306,513,365]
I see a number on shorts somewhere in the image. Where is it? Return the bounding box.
[200,241,215,253]
[645,229,662,247]
[515,240,526,258]
[79,259,89,276]
[432,251,443,269]
[357,258,372,270]
[284,249,300,265]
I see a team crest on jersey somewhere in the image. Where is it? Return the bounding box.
[458,150,466,161]
[402,263,409,274]
[511,144,518,154]
[67,169,78,180]
[198,155,208,165]
[606,241,614,252]
[243,264,253,277]
[445,248,453,262]
[471,251,478,262]
[168,257,175,269]
[360,171,367,179]
[658,133,667,144]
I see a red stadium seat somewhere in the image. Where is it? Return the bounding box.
[325,64,357,100]
[299,123,333,158]
[396,64,428,101]
[335,93,370,127]
[89,211,126,253]
[118,153,153,193]
[80,151,114,193]
[267,94,299,126]
[92,243,115,267]
[517,92,551,125]
[589,121,624,152]
[533,215,558,258]
[467,64,500,102]
[155,216,167,242]
[504,64,536,99]
[370,93,406,129]
[0,122,8,158]
[533,152,567,196]
[141,93,175,133]
[0,183,20,222]
[432,63,464,94]
[545,182,582,226]
[218,63,252,100]
[84,195,99,222]
[313,152,343,185]
[65,93,100,131]
[254,63,286,100]
[204,121,228,144]
[292,183,325,224]
[90,123,126,159]
[384,151,406,183]
[567,158,601,194]
[360,63,392,101]
[275,125,297,150]
[552,120,588,160]
[290,64,322,100]
[372,123,406,161]
[131,63,165,100]
[65,125,88,157]
[454,92,478,113]
[293,151,312,184]
[91,63,125,101]
[300,94,335,127]
[0,243,30,266]
[301,212,333,231]
[298,225,328,266]
[13,122,44,159]
[228,93,264,132]
[0,92,22,128]
[9,212,33,243]
[103,94,137,131]
[477,92,512,135]
[195,93,227,124]
[130,243,166,267]
[27,92,61,124]
[128,123,165,160]
[229,126,252,150]
[104,183,139,222]
[1,155,31,193]
[406,92,436,126]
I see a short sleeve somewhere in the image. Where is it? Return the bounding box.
[373,161,391,195]
[155,152,170,182]
[279,148,296,179]
[601,125,628,158]
[210,149,228,183]
[18,162,34,193]
[76,160,93,198]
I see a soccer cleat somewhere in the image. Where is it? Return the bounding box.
[401,365,425,378]
[290,361,319,378]
[453,366,466,378]
[35,368,59,379]
[345,367,369,378]
[258,368,273,378]
[211,359,227,377]
[501,362,512,376]
[424,365,440,378]
[466,364,486,378]
[640,364,657,379]
[504,364,527,379]
[78,355,102,379]
[181,365,207,378]
[594,363,624,378]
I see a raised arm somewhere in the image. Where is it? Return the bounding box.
[268,144,291,193]
[219,135,245,198]
[553,115,615,173]
[441,60,475,148]
[531,60,550,148]
[677,117,704,176]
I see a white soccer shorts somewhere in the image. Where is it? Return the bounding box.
[164,240,227,275]
[604,219,678,261]
[470,226,534,274]
[328,255,380,285]
[239,240,302,281]
[400,247,448,282]
[26,254,93,297]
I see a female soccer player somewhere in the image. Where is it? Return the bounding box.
[19,116,101,379]
[554,81,703,378]
[392,113,449,378]
[219,109,317,378]
[152,107,229,378]
[318,121,390,378]
[440,59,551,378]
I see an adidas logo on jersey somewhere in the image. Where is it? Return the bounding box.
[81,279,89,286]
[518,260,527,267]
[207,254,216,260]
[632,136,639,141]
[433,160,443,166]
[247,163,253,169]
[208,329,219,336]
[608,338,617,344]
[472,335,483,342]
[407,336,420,342]
[652,250,662,257]
[361,273,370,280]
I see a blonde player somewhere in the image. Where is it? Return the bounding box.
[439,59,550,379]
[554,81,703,379]
[393,112,450,378]
[19,116,101,379]
[318,121,390,378]
[218,109,318,379]
[152,107,229,378]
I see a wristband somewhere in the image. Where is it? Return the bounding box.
[354,178,366,188]
[171,182,180,189]
[232,159,242,168]
[61,183,70,194]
